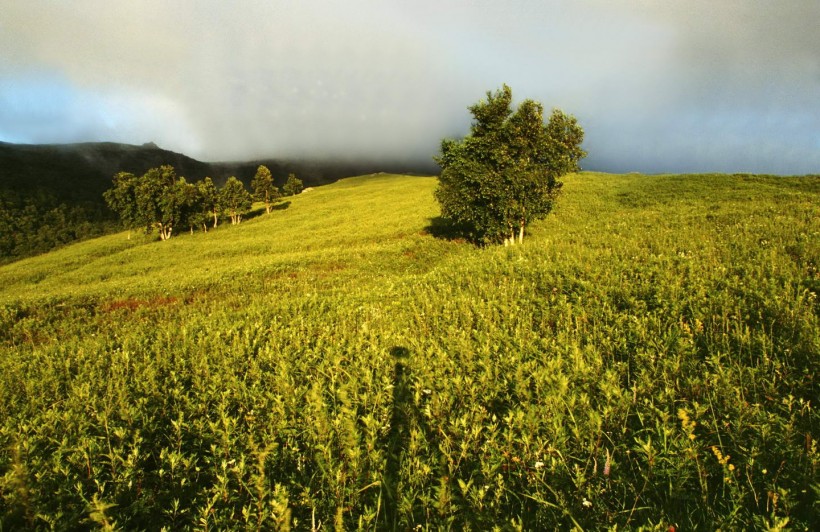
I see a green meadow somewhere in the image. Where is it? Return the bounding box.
[0,172,818,529]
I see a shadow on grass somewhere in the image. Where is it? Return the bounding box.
[422,216,472,243]
[384,346,411,529]
[383,346,435,529]
[244,201,291,221]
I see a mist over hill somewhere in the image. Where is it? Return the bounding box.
[0,140,437,262]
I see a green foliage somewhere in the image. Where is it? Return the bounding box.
[196,177,221,231]
[252,165,280,214]
[133,166,193,240]
[220,176,253,225]
[103,171,140,233]
[283,173,303,197]
[435,85,586,245]
[0,193,111,263]
[0,172,817,529]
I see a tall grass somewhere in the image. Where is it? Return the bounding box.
[1,172,817,529]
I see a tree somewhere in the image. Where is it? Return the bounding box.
[178,179,203,234]
[197,177,221,230]
[251,165,280,214]
[283,173,303,196]
[220,176,252,225]
[103,171,139,238]
[434,85,585,245]
[133,165,190,240]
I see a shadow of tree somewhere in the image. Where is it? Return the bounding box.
[244,201,291,221]
[422,216,473,243]
[243,206,267,221]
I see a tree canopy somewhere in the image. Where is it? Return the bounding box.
[220,176,253,225]
[283,173,304,196]
[434,85,585,245]
[251,165,280,214]
[104,168,262,240]
[133,165,191,241]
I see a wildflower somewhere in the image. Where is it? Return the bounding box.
[534,461,545,470]
[582,498,592,508]
[603,450,611,477]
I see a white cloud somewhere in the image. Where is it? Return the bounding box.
[0,0,818,173]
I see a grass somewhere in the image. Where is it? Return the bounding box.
[0,171,818,529]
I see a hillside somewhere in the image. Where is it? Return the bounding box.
[0,172,818,529]
[0,141,436,263]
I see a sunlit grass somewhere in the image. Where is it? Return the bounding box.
[0,171,817,529]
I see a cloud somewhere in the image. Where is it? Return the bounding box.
[0,0,818,173]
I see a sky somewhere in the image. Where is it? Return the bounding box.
[1,0,818,174]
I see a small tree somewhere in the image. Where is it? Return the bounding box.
[103,171,140,238]
[283,173,303,196]
[220,176,252,225]
[197,177,221,229]
[434,85,585,245]
[178,180,203,234]
[251,165,280,214]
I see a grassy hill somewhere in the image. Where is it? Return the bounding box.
[0,172,818,529]
[0,141,436,263]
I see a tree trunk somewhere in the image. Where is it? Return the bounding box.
[518,222,524,244]
[213,210,219,228]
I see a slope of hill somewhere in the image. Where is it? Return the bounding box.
[0,172,817,529]
[0,141,437,263]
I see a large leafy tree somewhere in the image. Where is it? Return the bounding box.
[251,165,280,214]
[283,173,303,196]
[220,176,252,225]
[134,165,191,240]
[434,85,585,245]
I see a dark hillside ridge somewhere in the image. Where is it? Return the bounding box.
[0,141,436,201]
[0,140,437,263]
[0,141,211,205]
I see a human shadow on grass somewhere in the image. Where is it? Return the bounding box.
[383,346,434,529]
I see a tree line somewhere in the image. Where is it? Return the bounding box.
[104,166,303,240]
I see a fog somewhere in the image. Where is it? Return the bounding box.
[1,1,818,173]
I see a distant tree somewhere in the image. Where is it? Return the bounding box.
[103,171,140,238]
[251,165,280,214]
[434,85,585,245]
[220,176,252,225]
[133,165,190,240]
[197,177,221,230]
[283,173,304,196]
[178,180,203,234]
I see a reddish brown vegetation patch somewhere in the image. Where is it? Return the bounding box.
[102,296,179,313]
